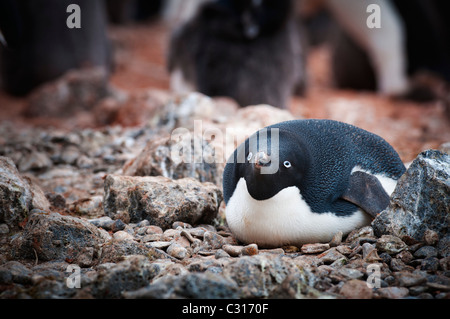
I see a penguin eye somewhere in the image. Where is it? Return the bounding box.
[247,152,253,162]
[283,161,292,168]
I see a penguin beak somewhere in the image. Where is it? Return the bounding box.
[254,151,271,170]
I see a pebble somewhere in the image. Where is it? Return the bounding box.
[396,250,414,264]
[222,245,243,257]
[339,279,373,299]
[423,229,440,246]
[242,244,258,256]
[376,235,407,255]
[420,257,440,272]
[414,246,438,259]
[301,243,330,254]
[113,230,135,241]
[148,241,172,249]
[329,231,343,247]
[394,271,427,287]
[376,287,409,299]
[167,243,188,260]
[215,249,231,259]
[317,248,347,264]
[203,231,226,250]
[0,223,9,234]
[362,243,382,262]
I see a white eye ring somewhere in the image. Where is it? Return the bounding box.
[247,152,253,161]
[283,161,292,168]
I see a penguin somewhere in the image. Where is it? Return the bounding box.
[222,119,406,247]
[167,0,306,109]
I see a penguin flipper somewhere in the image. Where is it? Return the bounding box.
[341,171,390,218]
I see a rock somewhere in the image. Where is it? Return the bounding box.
[103,175,223,229]
[167,242,189,260]
[89,216,126,232]
[376,235,407,255]
[113,230,135,242]
[362,243,382,262]
[0,261,32,285]
[18,151,53,171]
[242,244,259,256]
[11,212,110,265]
[437,235,450,258]
[394,271,427,287]
[122,133,222,186]
[423,229,440,246]
[69,196,104,218]
[203,231,226,250]
[339,279,373,299]
[301,243,330,254]
[222,255,300,298]
[317,248,347,265]
[376,287,409,299]
[0,223,9,234]
[222,245,243,257]
[90,255,160,298]
[26,67,110,118]
[372,150,450,241]
[345,226,375,244]
[329,231,343,247]
[420,257,440,272]
[123,272,239,299]
[0,156,50,230]
[414,246,438,259]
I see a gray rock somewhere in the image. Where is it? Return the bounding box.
[222,254,300,298]
[0,261,32,285]
[372,150,450,241]
[89,216,125,232]
[122,133,222,186]
[103,175,222,229]
[414,246,438,259]
[203,231,226,250]
[376,235,407,255]
[437,235,450,258]
[0,156,50,230]
[166,242,189,260]
[317,248,347,265]
[90,255,160,298]
[26,67,110,118]
[339,279,373,299]
[394,271,427,287]
[11,212,110,265]
[376,286,409,299]
[123,272,239,299]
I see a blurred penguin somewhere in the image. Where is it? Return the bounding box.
[324,0,450,101]
[167,0,306,109]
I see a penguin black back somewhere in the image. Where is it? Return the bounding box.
[223,119,406,215]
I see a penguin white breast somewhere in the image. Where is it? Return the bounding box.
[225,178,372,247]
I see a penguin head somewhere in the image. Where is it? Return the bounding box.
[237,128,310,200]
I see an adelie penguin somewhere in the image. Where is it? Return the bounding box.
[222,119,406,247]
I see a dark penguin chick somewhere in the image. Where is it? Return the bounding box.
[222,119,406,247]
[168,0,305,109]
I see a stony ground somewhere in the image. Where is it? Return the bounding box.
[0,20,449,299]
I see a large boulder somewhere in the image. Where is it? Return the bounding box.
[11,212,111,266]
[372,150,450,241]
[103,175,223,228]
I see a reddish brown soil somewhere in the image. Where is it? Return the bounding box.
[1,20,449,163]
